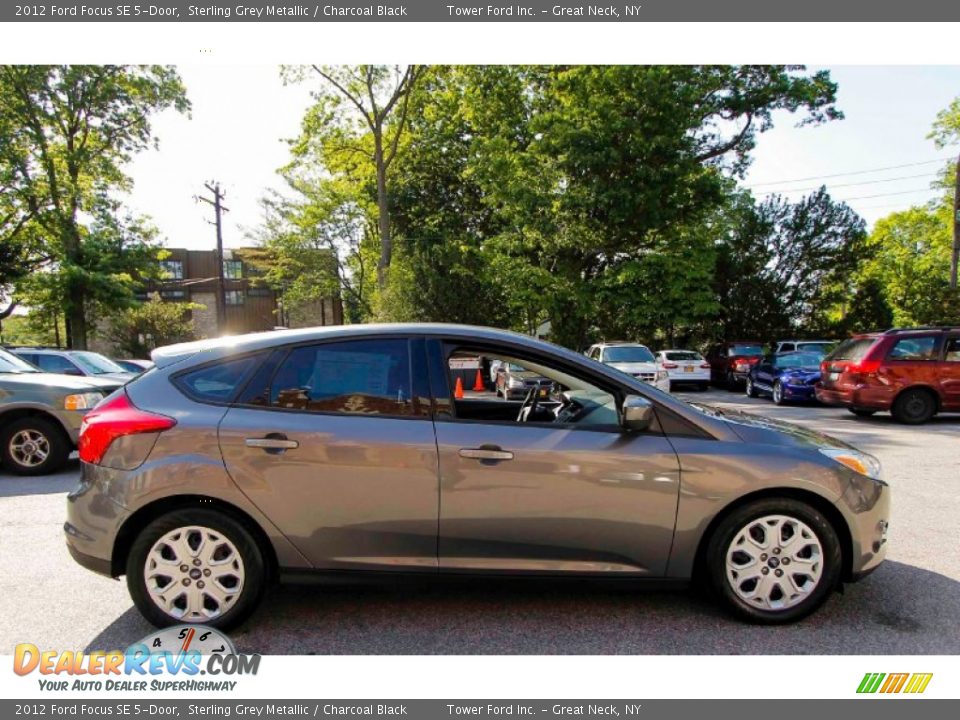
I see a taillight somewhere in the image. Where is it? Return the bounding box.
[699,362,711,369]
[852,359,882,374]
[78,392,176,465]
[662,362,678,369]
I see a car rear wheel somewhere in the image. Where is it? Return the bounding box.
[126,508,266,630]
[706,498,841,624]
[848,407,877,417]
[891,388,936,425]
[0,416,70,476]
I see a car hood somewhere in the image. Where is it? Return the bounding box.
[778,367,820,375]
[510,371,549,381]
[708,406,855,450]
[0,372,120,393]
[607,362,657,373]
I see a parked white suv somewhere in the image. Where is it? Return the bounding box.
[586,342,670,392]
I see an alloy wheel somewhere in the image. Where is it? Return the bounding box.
[772,382,783,404]
[143,526,245,621]
[725,514,824,612]
[9,429,50,468]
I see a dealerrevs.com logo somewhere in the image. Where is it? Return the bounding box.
[13,625,260,692]
[857,672,933,694]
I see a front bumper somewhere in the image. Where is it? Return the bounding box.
[840,473,891,582]
[780,382,818,401]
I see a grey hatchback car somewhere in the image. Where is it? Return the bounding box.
[65,324,889,629]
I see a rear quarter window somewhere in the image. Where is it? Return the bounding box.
[827,338,875,361]
[173,354,264,403]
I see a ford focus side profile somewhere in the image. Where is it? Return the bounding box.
[65,324,889,629]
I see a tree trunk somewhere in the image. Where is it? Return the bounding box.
[951,151,959,290]
[374,135,391,291]
[63,219,87,349]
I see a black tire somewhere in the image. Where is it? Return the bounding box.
[698,382,709,392]
[725,371,739,391]
[891,388,936,425]
[0,415,71,476]
[848,407,877,417]
[126,508,267,630]
[745,376,759,398]
[771,380,786,405]
[705,498,842,624]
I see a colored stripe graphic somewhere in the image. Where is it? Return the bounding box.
[857,672,932,694]
[880,673,909,693]
[903,673,933,694]
[857,673,885,693]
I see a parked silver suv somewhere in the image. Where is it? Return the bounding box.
[65,324,889,629]
[0,348,122,475]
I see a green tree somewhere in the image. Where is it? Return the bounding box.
[857,202,960,326]
[928,95,959,288]
[285,65,425,291]
[0,65,189,348]
[105,293,202,358]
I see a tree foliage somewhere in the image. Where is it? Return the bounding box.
[105,292,202,358]
[0,65,189,348]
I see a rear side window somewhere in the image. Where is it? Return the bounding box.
[266,339,414,417]
[174,354,263,403]
[887,336,938,361]
[828,338,874,361]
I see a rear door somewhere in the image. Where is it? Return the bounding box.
[939,335,960,410]
[217,336,441,572]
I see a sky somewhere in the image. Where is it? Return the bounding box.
[124,65,960,253]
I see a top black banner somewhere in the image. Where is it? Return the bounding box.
[4,0,959,22]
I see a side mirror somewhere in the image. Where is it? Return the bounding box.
[621,394,655,432]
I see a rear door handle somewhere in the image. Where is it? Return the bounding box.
[459,447,514,462]
[245,436,299,452]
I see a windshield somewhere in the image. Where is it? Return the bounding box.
[604,346,655,363]
[774,352,824,368]
[0,348,40,373]
[797,342,836,354]
[664,351,703,361]
[70,351,127,375]
[728,344,763,356]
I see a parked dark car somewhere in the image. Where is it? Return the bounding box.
[746,351,824,405]
[705,341,765,389]
[816,326,960,424]
[66,324,889,629]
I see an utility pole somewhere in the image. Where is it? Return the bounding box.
[196,182,229,333]
[952,152,959,289]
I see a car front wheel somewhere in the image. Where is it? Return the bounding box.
[0,416,70,476]
[126,508,266,630]
[771,381,786,405]
[706,499,841,624]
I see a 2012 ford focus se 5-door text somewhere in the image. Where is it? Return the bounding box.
[65,324,889,629]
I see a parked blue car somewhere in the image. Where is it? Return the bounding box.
[745,351,824,405]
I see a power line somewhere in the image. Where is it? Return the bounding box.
[754,171,940,195]
[834,187,942,202]
[745,157,953,188]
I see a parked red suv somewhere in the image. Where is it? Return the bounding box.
[705,341,765,389]
[816,327,960,424]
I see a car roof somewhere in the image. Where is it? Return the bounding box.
[152,323,557,369]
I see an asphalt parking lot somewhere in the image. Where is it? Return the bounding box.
[1,389,957,655]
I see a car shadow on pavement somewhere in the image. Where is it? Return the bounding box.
[0,460,80,497]
[82,559,960,655]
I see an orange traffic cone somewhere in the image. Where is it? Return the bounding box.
[454,376,464,399]
[473,369,485,392]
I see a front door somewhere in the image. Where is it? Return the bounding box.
[433,343,681,576]
[218,337,440,571]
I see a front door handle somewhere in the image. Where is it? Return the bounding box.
[245,435,299,452]
[459,446,514,462]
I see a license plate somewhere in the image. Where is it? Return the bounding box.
[828,372,839,381]
[538,388,550,398]
[684,366,694,373]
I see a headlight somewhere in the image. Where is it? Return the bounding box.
[656,370,668,381]
[819,447,882,480]
[64,392,103,411]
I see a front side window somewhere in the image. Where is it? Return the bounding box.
[267,339,414,416]
[888,336,938,361]
[35,354,81,374]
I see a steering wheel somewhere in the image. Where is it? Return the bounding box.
[516,386,540,423]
